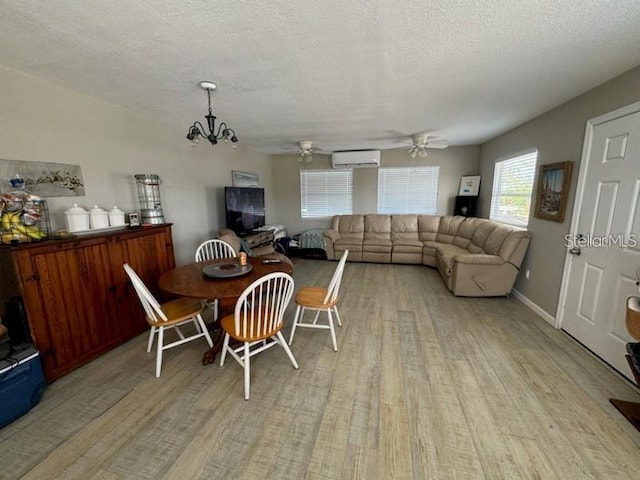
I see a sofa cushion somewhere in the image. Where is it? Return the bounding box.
[391,215,419,242]
[393,239,424,249]
[363,242,392,253]
[364,214,391,241]
[483,225,513,255]
[363,238,392,247]
[435,244,471,277]
[452,217,482,248]
[470,220,497,252]
[498,230,532,264]
[418,215,440,241]
[218,231,241,253]
[336,215,364,239]
[436,216,465,244]
[335,238,363,251]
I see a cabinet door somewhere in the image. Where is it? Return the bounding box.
[110,226,176,340]
[15,239,121,380]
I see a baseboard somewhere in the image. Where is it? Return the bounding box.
[511,288,556,326]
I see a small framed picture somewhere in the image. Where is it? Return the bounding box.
[458,175,481,196]
[127,212,140,227]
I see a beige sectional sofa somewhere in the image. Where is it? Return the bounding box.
[323,215,531,297]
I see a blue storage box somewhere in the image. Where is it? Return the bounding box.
[0,345,46,428]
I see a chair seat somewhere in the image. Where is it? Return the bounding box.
[295,286,338,309]
[220,311,282,342]
[147,297,204,327]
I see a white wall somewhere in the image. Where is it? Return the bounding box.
[270,146,480,236]
[0,66,273,266]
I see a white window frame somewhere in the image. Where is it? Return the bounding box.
[300,169,353,218]
[377,166,440,214]
[489,151,537,227]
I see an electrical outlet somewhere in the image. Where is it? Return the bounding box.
[525,269,531,280]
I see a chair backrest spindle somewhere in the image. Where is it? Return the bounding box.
[195,239,237,262]
[323,250,349,304]
[123,263,168,324]
[234,272,294,339]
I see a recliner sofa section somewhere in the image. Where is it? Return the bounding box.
[323,214,531,297]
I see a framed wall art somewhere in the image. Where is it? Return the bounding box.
[458,175,481,196]
[0,159,85,196]
[231,170,259,187]
[534,161,573,223]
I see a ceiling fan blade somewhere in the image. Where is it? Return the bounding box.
[425,142,448,149]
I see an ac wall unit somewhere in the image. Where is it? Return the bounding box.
[331,150,380,168]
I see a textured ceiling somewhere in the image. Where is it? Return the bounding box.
[1,0,639,153]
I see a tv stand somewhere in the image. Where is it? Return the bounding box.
[243,230,274,250]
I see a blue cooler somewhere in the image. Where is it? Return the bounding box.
[0,344,46,428]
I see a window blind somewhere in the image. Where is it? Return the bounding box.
[377,166,440,214]
[300,169,353,218]
[489,151,537,227]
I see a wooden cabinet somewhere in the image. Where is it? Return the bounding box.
[0,225,175,382]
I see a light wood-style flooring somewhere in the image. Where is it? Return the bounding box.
[1,259,639,479]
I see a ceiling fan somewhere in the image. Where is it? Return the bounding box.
[406,132,449,158]
[297,140,321,163]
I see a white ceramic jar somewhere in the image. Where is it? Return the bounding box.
[108,206,125,227]
[89,205,109,229]
[64,204,89,232]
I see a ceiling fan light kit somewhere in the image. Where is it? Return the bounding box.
[406,132,449,159]
[297,140,318,163]
[186,81,238,147]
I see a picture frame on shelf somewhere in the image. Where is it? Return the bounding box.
[534,161,573,223]
[458,175,481,196]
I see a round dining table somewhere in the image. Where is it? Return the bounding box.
[158,255,293,364]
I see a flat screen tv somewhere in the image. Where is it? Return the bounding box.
[225,186,266,235]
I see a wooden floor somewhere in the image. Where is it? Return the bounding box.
[2,259,640,479]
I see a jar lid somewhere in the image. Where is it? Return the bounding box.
[110,206,124,214]
[89,205,106,214]
[65,204,87,214]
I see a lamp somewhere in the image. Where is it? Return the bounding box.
[186,81,238,147]
[408,147,429,159]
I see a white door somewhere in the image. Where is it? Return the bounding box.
[559,106,640,381]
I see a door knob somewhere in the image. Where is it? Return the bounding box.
[568,233,584,255]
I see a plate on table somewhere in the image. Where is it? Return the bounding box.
[202,262,253,279]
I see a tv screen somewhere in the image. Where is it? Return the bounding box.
[225,187,266,235]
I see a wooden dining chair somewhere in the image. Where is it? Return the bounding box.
[123,263,213,377]
[288,249,349,351]
[195,239,237,321]
[219,272,298,400]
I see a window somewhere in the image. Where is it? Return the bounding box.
[300,169,353,218]
[489,151,537,227]
[377,166,440,214]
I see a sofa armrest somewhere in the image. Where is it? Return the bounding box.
[323,229,340,260]
[454,254,506,266]
[323,229,341,243]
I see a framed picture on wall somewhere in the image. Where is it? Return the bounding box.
[231,170,259,187]
[534,161,573,222]
[458,175,481,196]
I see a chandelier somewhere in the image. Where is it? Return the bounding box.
[186,81,238,146]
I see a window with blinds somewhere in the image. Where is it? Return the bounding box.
[300,169,353,218]
[489,151,537,227]
[377,166,440,214]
